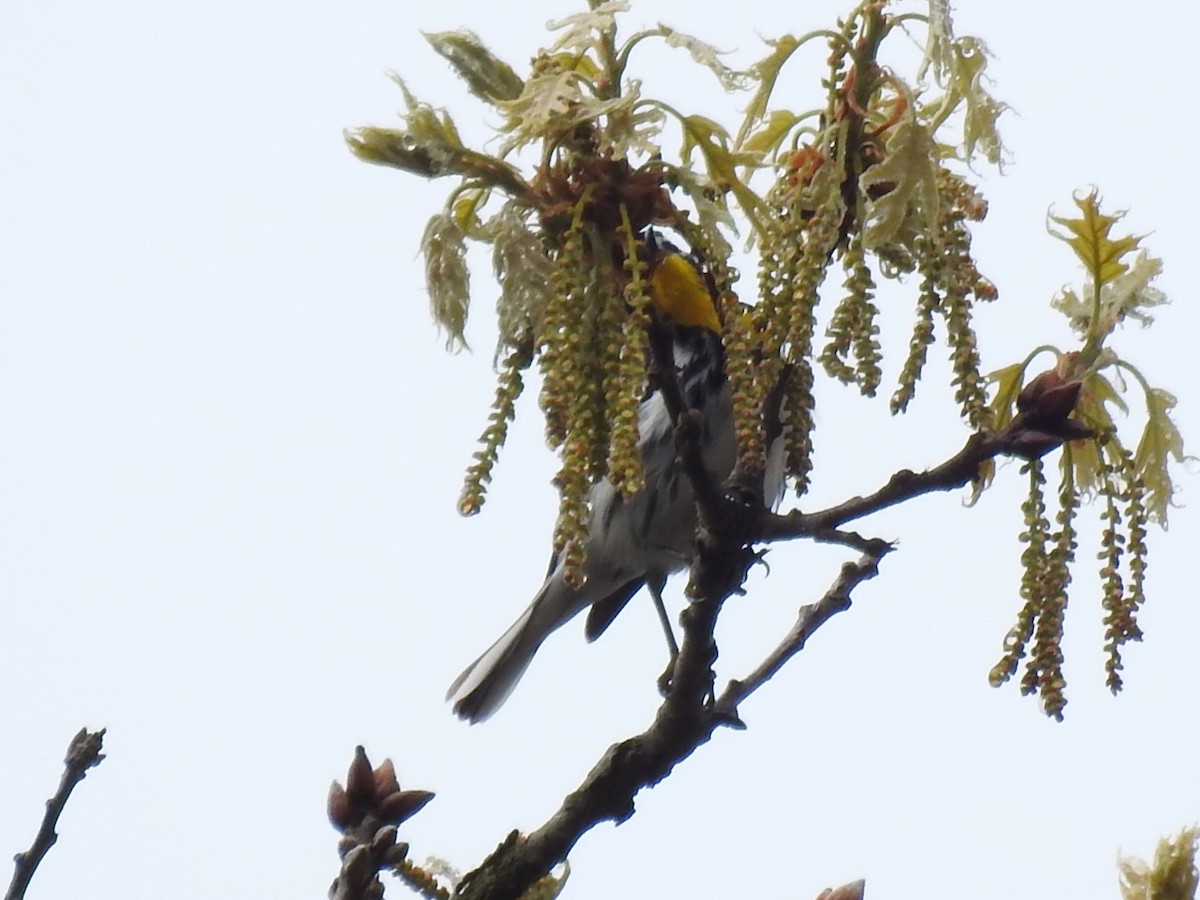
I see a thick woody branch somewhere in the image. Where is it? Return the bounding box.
[455,618,730,900]
[6,729,106,900]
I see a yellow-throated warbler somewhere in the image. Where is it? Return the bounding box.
[447,235,783,722]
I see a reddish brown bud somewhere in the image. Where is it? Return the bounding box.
[346,745,376,806]
[377,789,436,825]
[818,879,866,900]
[327,780,352,831]
[370,825,399,854]
[372,757,400,799]
[1034,378,1083,422]
[1016,369,1064,412]
[1008,368,1092,458]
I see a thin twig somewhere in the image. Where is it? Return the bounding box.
[758,431,1003,541]
[716,546,890,717]
[6,729,106,900]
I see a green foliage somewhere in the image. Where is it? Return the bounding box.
[420,212,471,351]
[1119,828,1199,900]
[980,190,1185,715]
[423,30,524,105]
[351,2,1184,716]
[349,0,1020,514]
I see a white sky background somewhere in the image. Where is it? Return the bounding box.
[1,1,1197,898]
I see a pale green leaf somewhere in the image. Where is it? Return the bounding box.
[600,82,666,156]
[1049,285,1091,338]
[1119,827,1199,900]
[664,164,737,255]
[1103,252,1167,326]
[421,212,471,352]
[679,114,766,233]
[858,105,941,249]
[658,26,748,91]
[738,109,802,163]
[916,0,955,84]
[1088,368,1130,418]
[425,30,524,104]
[347,76,533,199]
[547,1,628,52]
[1071,370,1123,495]
[491,202,555,357]
[986,361,1026,430]
[917,34,1007,166]
[1135,386,1186,524]
[1049,189,1142,288]
[1053,251,1166,339]
[498,65,635,154]
[953,38,1007,165]
[737,34,800,148]
[451,188,487,238]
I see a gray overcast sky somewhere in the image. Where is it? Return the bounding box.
[1,2,1197,898]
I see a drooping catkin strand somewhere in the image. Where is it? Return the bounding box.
[607,213,652,497]
[540,222,596,586]
[459,342,533,516]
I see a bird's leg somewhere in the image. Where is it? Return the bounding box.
[647,574,680,695]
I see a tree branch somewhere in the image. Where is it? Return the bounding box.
[449,340,1093,898]
[759,430,1005,541]
[6,729,106,900]
[716,546,890,718]
[454,540,886,900]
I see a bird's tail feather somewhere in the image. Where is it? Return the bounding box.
[447,572,591,723]
[446,606,543,723]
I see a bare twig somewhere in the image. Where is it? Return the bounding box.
[6,728,106,900]
[759,431,1004,541]
[717,546,890,717]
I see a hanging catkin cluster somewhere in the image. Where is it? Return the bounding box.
[349,2,1184,717]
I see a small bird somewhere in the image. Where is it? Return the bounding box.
[447,235,781,722]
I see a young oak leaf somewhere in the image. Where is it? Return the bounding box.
[1118,827,1199,900]
[737,109,803,164]
[680,114,767,235]
[657,25,748,92]
[736,34,801,150]
[986,360,1027,431]
[948,37,1007,165]
[858,110,941,249]
[1135,386,1186,525]
[497,65,632,156]
[421,211,471,352]
[1048,189,1142,289]
[424,30,524,105]
[1052,252,1166,338]
[547,1,628,53]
